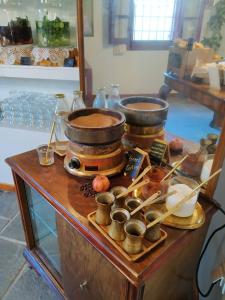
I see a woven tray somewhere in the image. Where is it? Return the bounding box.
[88,211,167,262]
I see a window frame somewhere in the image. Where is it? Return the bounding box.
[109,0,208,51]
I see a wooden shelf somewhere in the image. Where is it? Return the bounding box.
[0,65,79,81]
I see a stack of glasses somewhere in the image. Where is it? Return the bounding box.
[0,91,57,132]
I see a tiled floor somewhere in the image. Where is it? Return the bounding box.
[0,191,57,300]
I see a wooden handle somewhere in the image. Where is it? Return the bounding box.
[128,165,152,189]
[130,191,161,216]
[116,179,150,199]
[161,155,188,183]
[148,190,177,206]
[45,121,56,162]
[147,168,222,229]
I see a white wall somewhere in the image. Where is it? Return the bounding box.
[84,0,168,95]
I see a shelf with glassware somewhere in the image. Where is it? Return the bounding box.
[0,0,80,80]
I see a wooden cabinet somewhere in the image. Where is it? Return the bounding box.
[57,215,127,300]
[7,150,215,300]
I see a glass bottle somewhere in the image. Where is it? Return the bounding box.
[36,0,71,47]
[71,91,86,111]
[54,93,69,152]
[93,88,106,108]
[107,84,121,109]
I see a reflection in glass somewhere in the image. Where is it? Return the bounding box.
[25,184,61,276]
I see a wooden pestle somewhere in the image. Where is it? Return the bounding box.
[160,155,189,183]
[130,190,177,216]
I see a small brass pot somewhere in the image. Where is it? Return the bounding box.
[110,186,128,210]
[125,197,143,220]
[108,208,130,241]
[123,219,146,254]
[95,192,115,225]
[144,210,162,242]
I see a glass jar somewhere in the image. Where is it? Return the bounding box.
[0,0,32,46]
[107,84,121,109]
[180,144,208,178]
[93,88,107,108]
[71,91,85,111]
[166,176,199,217]
[54,93,69,152]
[36,0,71,47]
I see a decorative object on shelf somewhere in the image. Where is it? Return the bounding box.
[9,16,33,45]
[0,46,77,67]
[36,15,71,47]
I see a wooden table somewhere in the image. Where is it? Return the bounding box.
[6,150,215,300]
[159,72,225,128]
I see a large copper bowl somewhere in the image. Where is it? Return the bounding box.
[118,97,169,126]
[64,108,125,145]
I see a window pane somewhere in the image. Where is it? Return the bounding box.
[133,0,176,41]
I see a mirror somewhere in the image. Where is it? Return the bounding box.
[82,0,224,196]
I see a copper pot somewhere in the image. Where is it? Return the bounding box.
[123,219,146,254]
[64,108,125,145]
[95,192,115,225]
[108,208,130,241]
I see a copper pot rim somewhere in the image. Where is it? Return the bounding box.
[110,208,130,223]
[119,97,169,113]
[95,192,115,206]
[65,108,126,131]
[124,219,146,237]
[144,210,162,224]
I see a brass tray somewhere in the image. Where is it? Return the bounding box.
[162,202,205,230]
[88,211,167,262]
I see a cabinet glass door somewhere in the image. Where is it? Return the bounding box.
[25,183,61,278]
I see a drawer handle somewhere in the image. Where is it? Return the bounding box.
[80,280,88,290]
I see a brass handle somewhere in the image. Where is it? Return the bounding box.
[80,280,88,290]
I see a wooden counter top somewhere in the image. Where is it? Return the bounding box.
[6,150,215,287]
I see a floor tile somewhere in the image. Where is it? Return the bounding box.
[0,192,19,220]
[4,266,57,300]
[0,239,25,299]
[1,214,25,242]
[0,218,9,232]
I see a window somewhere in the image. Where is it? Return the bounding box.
[109,0,207,50]
[133,0,176,41]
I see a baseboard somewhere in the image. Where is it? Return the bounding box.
[0,183,16,192]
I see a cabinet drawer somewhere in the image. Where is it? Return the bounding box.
[57,215,127,300]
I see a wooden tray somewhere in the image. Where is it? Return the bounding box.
[88,211,167,262]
